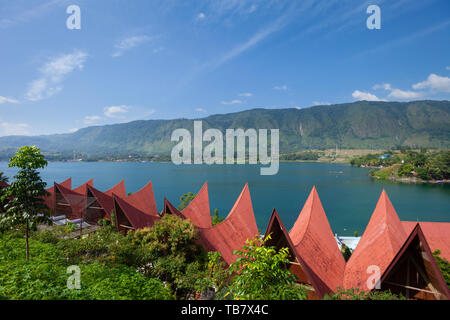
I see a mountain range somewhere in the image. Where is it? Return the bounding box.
[0,100,449,159]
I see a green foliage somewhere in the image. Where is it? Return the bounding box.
[0,172,8,183]
[0,146,51,260]
[324,287,406,300]
[129,214,207,299]
[340,244,352,262]
[280,151,320,161]
[211,208,224,226]
[433,250,450,288]
[228,235,307,300]
[178,192,195,211]
[196,251,230,299]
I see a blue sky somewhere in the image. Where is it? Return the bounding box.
[0,0,449,136]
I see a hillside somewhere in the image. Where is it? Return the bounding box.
[0,100,449,159]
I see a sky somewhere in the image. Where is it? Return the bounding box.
[0,0,449,136]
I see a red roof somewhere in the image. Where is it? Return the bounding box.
[0,181,9,188]
[343,190,408,291]
[289,186,346,295]
[264,208,327,298]
[72,178,93,195]
[198,184,259,265]
[43,177,71,211]
[86,184,115,218]
[54,182,86,219]
[381,223,450,299]
[125,181,158,216]
[113,194,160,230]
[402,221,450,261]
[181,183,212,228]
[104,180,126,198]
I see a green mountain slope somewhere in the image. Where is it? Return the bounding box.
[0,100,449,158]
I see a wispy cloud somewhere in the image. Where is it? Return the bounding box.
[373,83,425,99]
[0,96,19,104]
[83,115,102,125]
[221,99,242,105]
[26,50,88,101]
[104,105,130,119]
[273,85,287,91]
[195,108,206,112]
[112,35,152,57]
[0,122,30,136]
[238,92,253,97]
[313,101,331,106]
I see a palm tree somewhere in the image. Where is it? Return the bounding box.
[0,172,8,184]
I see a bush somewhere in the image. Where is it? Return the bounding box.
[324,287,406,300]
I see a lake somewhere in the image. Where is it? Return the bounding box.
[1,161,449,236]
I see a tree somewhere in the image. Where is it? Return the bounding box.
[0,146,51,260]
[211,208,224,226]
[178,192,195,210]
[0,171,9,184]
[228,235,307,300]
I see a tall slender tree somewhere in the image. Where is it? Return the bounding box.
[0,146,51,260]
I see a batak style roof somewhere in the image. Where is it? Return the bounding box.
[264,208,328,298]
[43,177,72,211]
[72,179,93,195]
[199,184,259,265]
[104,180,126,198]
[289,186,346,296]
[54,182,88,219]
[86,184,115,218]
[180,183,212,228]
[402,221,450,261]
[380,223,450,300]
[112,194,160,230]
[343,190,409,290]
[0,181,10,188]
[125,181,158,216]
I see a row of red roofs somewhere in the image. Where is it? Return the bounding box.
[2,178,448,299]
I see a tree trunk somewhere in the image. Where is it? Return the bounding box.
[25,222,29,261]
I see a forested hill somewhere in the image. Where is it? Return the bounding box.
[0,100,449,159]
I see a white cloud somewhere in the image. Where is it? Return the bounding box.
[26,50,87,101]
[273,85,288,91]
[387,88,424,99]
[446,66,450,71]
[68,128,79,133]
[238,92,253,97]
[313,101,331,106]
[412,73,450,93]
[372,83,392,91]
[104,105,130,119]
[83,115,102,125]
[195,108,206,112]
[196,13,206,20]
[112,35,151,57]
[0,122,30,136]
[0,96,19,104]
[221,99,242,105]
[352,90,384,102]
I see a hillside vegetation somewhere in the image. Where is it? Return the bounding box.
[0,100,449,159]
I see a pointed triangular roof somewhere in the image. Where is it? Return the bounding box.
[54,182,86,219]
[163,197,185,219]
[86,184,115,218]
[105,180,126,198]
[199,183,259,265]
[181,182,212,228]
[125,181,158,216]
[44,177,71,211]
[264,209,328,297]
[402,221,450,261]
[113,194,160,230]
[343,190,408,290]
[72,178,93,195]
[289,186,346,295]
[380,223,450,300]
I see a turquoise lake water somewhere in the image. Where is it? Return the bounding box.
[1,161,449,236]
